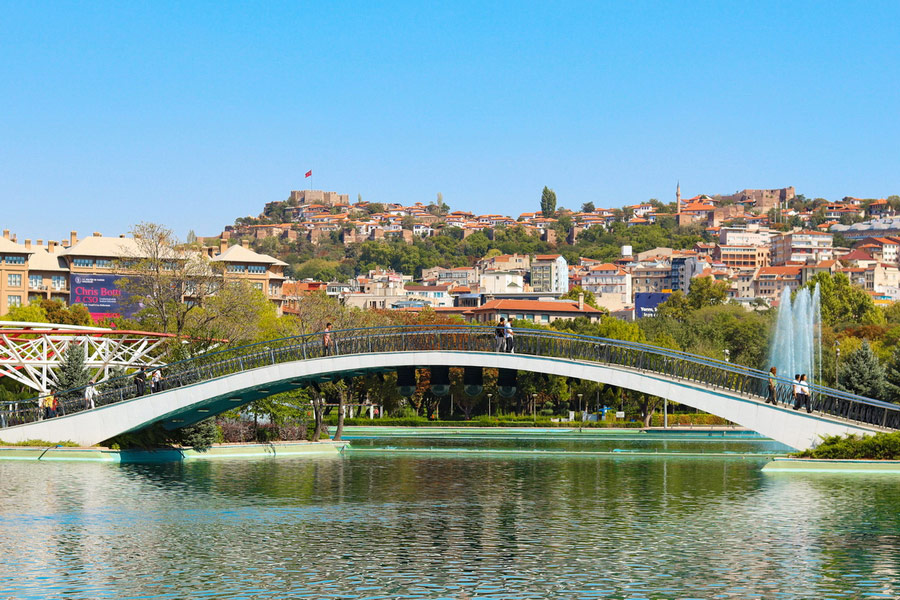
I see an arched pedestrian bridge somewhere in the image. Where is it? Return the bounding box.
[2,326,898,450]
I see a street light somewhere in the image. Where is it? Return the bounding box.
[487,393,492,418]
[835,342,841,388]
[577,393,583,414]
[724,349,730,363]
[532,393,537,422]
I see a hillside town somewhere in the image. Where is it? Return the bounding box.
[3,185,900,324]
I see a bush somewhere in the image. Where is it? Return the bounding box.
[649,414,730,427]
[795,432,900,460]
[0,439,79,447]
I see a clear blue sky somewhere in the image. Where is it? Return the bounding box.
[3,1,899,240]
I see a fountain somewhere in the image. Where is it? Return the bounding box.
[769,284,822,385]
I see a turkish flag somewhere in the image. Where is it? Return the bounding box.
[305,170,312,178]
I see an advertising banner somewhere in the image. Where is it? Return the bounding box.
[634,292,671,319]
[69,273,141,322]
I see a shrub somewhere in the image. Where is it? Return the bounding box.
[795,432,900,460]
[649,414,730,426]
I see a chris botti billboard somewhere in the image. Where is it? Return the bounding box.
[70,273,141,322]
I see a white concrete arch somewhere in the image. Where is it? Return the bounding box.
[0,351,883,450]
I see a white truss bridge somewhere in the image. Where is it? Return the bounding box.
[0,321,171,394]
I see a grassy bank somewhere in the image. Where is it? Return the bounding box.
[0,439,79,447]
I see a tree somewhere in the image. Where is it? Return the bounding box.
[884,347,900,404]
[581,201,595,213]
[55,342,92,399]
[39,299,92,326]
[540,186,557,217]
[117,222,223,339]
[560,286,600,309]
[367,203,384,214]
[838,341,887,399]
[2,302,48,323]
[686,277,728,309]
[804,272,883,326]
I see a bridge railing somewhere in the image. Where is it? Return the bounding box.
[2,325,899,432]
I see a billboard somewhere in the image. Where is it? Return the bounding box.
[70,274,141,322]
[634,292,671,319]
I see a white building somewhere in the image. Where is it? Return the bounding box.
[479,271,525,295]
[531,254,569,294]
[582,263,633,311]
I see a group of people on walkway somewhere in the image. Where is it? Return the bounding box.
[495,318,515,353]
[133,368,164,396]
[765,367,813,413]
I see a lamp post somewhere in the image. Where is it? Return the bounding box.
[577,393,583,415]
[724,349,730,363]
[835,342,841,388]
[532,393,537,422]
[487,393,492,418]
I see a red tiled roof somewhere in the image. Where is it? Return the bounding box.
[469,299,603,314]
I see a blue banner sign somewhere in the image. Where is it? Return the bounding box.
[70,273,140,321]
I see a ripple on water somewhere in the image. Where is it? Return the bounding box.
[0,440,897,599]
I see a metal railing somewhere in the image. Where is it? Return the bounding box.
[2,325,899,432]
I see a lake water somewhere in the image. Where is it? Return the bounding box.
[1,433,898,599]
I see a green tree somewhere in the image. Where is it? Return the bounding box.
[55,342,92,397]
[560,286,601,309]
[540,186,557,218]
[838,341,887,399]
[804,272,883,326]
[367,203,384,214]
[686,277,728,309]
[2,302,48,322]
[884,347,900,404]
[581,201,595,213]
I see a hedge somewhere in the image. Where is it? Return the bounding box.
[795,432,900,460]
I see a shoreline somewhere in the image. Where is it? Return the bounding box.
[762,457,900,474]
[0,440,348,463]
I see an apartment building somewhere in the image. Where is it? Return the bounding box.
[479,271,525,295]
[771,231,834,265]
[210,241,287,308]
[581,264,632,310]
[531,254,569,294]
[714,245,771,270]
[754,266,803,301]
[0,231,289,319]
[631,261,673,294]
[476,253,530,273]
[0,233,31,314]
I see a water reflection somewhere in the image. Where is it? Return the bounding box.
[0,443,897,599]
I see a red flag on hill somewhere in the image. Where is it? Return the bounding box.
[305,170,312,178]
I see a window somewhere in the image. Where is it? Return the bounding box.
[248,265,266,274]
[52,275,66,290]
[227,264,246,273]
[252,282,263,291]
[499,313,508,320]
[269,284,280,296]
[29,275,42,289]
[7,295,21,307]
[4,255,25,264]
[7,274,21,287]
[541,314,550,323]
[95,259,113,268]
[73,258,93,267]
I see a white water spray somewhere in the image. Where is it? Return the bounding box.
[769,284,822,385]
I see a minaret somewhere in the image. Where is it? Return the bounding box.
[676,181,682,214]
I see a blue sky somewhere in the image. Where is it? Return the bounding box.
[2,1,899,239]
